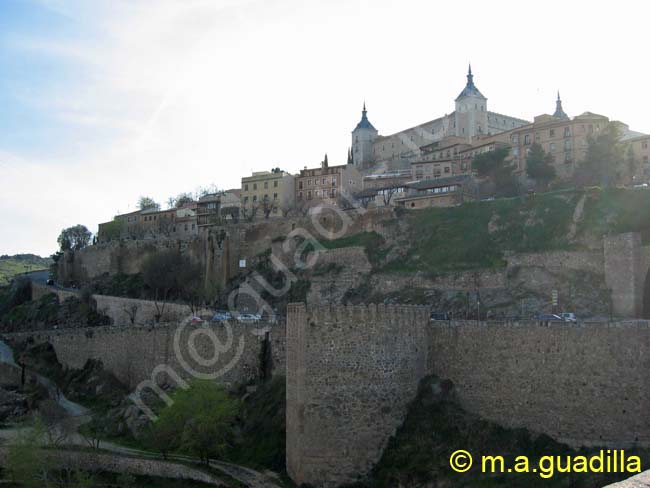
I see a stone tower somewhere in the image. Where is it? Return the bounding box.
[553,91,569,120]
[351,102,378,168]
[454,65,488,142]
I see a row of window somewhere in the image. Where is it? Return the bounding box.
[243,193,279,204]
[424,185,458,194]
[298,189,337,200]
[243,180,280,192]
[298,177,337,189]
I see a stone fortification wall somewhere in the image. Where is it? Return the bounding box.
[286,303,430,487]
[429,320,650,448]
[32,283,191,325]
[6,321,286,391]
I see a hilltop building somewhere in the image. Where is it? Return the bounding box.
[350,66,529,172]
[295,155,362,208]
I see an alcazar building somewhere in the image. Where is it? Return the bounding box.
[351,66,529,171]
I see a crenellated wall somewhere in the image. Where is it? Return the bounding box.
[286,307,650,487]
[286,303,430,487]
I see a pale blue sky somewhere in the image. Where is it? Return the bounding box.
[1,0,648,256]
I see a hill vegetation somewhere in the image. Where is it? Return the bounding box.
[0,254,51,285]
[379,188,650,274]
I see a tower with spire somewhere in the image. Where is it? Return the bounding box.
[553,91,569,120]
[351,102,378,169]
[454,64,488,142]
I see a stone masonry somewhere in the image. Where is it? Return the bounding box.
[286,303,430,487]
[286,307,650,487]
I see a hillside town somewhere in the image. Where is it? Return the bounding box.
[95,68,650,244]
[3,2,650,487]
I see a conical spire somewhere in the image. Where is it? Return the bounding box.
[553,91,569,120]
[354,102,376,131]
[456,63,485,101]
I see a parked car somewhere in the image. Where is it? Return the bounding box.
[535,314,565,322]
[211,311,232,322]
[46,279,54,286]
[237,313,261,323]
[190,316,204,324]
[559,312,577,322]
[430,312,451,321]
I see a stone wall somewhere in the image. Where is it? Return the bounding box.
[430,320,650,448]
[605,233,647,318]
[6,321,286,391]
[286,309,650,487]
[286,303,430,487]
[32,283,191,325]
[61,207,397,288]
[0,448,223,485]
[371,268,506,294]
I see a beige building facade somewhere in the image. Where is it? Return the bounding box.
[295,158,362,207]
[241,169,295,217]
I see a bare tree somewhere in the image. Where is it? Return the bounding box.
[240,201,260,222]
[157,215,175,237]
[222,206,239,223]
[355,192,375,209]
[123,303,140,325]
[141,250,183,323]
[261,195,277,219]
[381,186,401,206]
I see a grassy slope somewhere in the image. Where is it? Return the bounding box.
[0,255,51,285]
[379,188,650,274]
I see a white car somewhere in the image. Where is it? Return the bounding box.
[559,312,577,323]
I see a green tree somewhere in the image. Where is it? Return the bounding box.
[579,122,625,187]
[151,380,239,464]
[57,225,92,252]
[626,144,639,184]
[526,143,556,189]
[138,196,160,211]
[174,192,194,208]
[472,146,517,197]
[6,420,53,488]
[101,218,124,242]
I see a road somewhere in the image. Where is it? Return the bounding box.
[0,338,282,488]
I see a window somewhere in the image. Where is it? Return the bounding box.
[273,193,278,200]
[308,179,312,186]
[274,180,278,187]
[244,184,248,191]
[332,177,337,187]
[644,156,649,164]
[564,127,571,137]
[264,182,268,189]
[253,183,257,190]
[512,147,519,157]
[298,191,303,200]
[564,140,572,150]
[549,143,556,153]
[253,195,257,202]
[643,142,648,149]
[550,129,555,137]
[444,166,450,174]
[307,191,312,200]
[298,181,303,189]
[322,178,326,185]
[524,134,531,145]
[511,134,519,144]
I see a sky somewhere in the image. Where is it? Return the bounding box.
[1,0,648,257]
